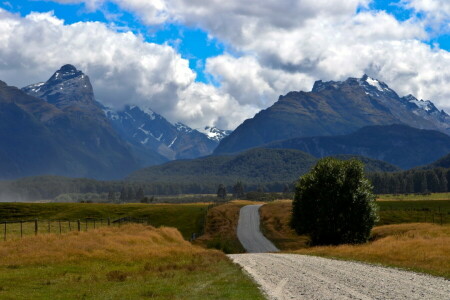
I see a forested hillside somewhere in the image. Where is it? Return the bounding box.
[0,148,400,201]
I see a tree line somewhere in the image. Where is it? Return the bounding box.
[368,168,450,194]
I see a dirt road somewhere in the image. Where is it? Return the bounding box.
[229,253,450,300]
[231,205,450,299]
[236,205,279,253]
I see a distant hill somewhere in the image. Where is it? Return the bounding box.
[126,148,400,185]
[422,152,450,169]
[264,124,450,169]
[215,75,450,155]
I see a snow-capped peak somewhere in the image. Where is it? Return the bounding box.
[142,106,155,120]
[175,122,193,133]
[364,76,384,92]
[404,94,435,112]
[198,126,232,142]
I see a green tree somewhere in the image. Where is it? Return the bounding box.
[119,187,126,202]
[217,184,227,200]
[107,190,115,202]
[136,187,145,201]
[232,181,245,199]
[127,187,135,201]
[291,158,378,245]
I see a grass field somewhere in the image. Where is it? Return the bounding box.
[378,192,450,201]
[377,200,450,225]
[0,224,264,299]
[260,200,450,278]
[195,200,255,254]
[0,203,209,239]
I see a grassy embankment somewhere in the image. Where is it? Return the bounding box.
[0,203,209,240]
[194,200,256,254]
[0,224,264,299]
[260,199,450,278]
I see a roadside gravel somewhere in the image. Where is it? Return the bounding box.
[228,253,450,300]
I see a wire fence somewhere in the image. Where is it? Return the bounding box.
[0,217,148,241]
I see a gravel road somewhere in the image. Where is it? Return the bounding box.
[229,253,450,300]
[236,205,279,253]
[231,205,450,299]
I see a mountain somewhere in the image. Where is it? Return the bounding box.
[265,124,450,169]
[1,64,156,179]
[422,152,450,169]
[126,148,399,186]
[104,105,227,160]
[197,126,232,142]
[215,75,450,154]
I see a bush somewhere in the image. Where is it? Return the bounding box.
[291,158,378,245]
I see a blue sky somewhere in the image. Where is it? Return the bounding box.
[2,0,450,129]
[1,0,226,83]
[4,0,449,84]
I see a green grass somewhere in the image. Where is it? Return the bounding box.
[0,259,263,299]
[377,200,450,225]
[0,203,209,239]
[378,192,450,201]
[0,225,265,299]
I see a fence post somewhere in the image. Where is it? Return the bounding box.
[77,220,81,232]
[20,221,23,238]
[48,221,51,233]
[85,219,88,231]
[107,218,110,226]
[59,220,62,234]
[3,222,6,241]
[93,219,96,229]
[34,219,38,236]
[69,221,71,231]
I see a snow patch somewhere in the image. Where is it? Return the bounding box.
[168,136,177,147]
[365,77,384,92]
[410,99,433,112]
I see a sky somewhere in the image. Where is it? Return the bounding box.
[1,0,450,130]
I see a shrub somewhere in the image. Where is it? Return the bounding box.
[291,157,378,245]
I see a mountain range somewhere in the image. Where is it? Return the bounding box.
[214,75,450,154]
[2,66,450,181]
[264,124,450,169]
[0,65,230,179]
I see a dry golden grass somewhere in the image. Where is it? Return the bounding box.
[260,200,450,278]
[195,200,257,253]
[294,223,450,278]
[0,224,265,299]
[260,200,309,250]
[0,224,209,266]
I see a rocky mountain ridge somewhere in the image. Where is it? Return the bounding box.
[215,75,450,154]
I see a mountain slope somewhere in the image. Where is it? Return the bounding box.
[126,148,399,186]
[264,124,450,169]
[105,105,221,160]
[0,65,149,179]
[215,75,450,154]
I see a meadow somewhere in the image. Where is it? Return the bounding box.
[260,200,450,278]
[0,203,210,240]
[0,224,264,299]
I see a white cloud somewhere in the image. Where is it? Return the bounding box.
[10,1,450,127]
[403,0,450,25]
[0,9,251,129]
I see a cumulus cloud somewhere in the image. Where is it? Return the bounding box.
[9,0,450,127]
[0,9,250,129]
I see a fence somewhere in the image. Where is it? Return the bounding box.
[0,217,148,241]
